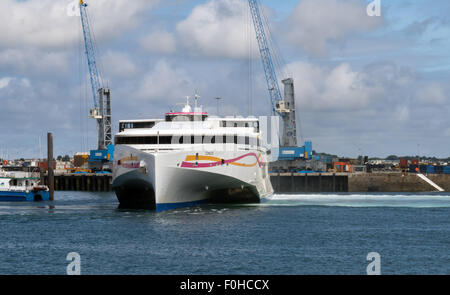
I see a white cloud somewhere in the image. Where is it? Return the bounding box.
[136,60,196,103]
[284,0,383,56]
[0,77,13,89]
[0,77,82,156]
[0,0,158,88]
[416,83,448,105]
[140,31,177,54]
[286,61,382,110]
[0,77,31,90]
[283,60,450,156]
[101,51,138,78]
[0,0,158,49]
[176,0,258,59]
[285,61,421,114]
[0,49,70,75]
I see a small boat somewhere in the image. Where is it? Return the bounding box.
[0,167,50,201]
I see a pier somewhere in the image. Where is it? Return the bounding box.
[40,172,450,193]
[41,174,112,192]
[41,172,349,193]
[270,172,348,193]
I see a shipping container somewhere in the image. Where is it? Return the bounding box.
[419,165,427,173]
[38,161,56,170]
[74,154,89,167]
[399,158,408,168]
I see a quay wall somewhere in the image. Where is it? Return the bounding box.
[270,172,450,193]
[42,174,112,192]
[269,173,348,193]
[41,172,450,193]
[348,173,450,192]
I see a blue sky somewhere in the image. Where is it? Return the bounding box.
[0,0,449,159]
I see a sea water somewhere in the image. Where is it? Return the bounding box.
[0,192,449,274]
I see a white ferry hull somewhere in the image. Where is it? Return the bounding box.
[112,145,273,211]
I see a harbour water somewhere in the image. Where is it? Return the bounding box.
[0,192,449,274]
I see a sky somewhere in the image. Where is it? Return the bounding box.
[0,0,449,159]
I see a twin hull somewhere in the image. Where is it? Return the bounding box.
[112,145,273,211]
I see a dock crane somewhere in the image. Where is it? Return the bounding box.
[79,0,113,171]
[248,0,312,168]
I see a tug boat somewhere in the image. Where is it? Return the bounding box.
[0,167,50,201]
[112,97,273,211]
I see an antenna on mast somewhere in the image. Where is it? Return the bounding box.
[194,89,200,110]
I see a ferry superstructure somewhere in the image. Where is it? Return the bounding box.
[112,100,273,211]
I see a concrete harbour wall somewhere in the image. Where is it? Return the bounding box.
[42,174,112,192]
[42,172,450,193]
[269,173,348,193]
[348,173,450,192]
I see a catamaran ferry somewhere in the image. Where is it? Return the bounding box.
[0,167,50,201]
[112,98,273,211]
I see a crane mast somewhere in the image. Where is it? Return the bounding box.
[248,0,297,148]
[79,0,112,151]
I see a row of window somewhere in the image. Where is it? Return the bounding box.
[219,121,259,129]
[165,114,208,122]
[115,135,261,146]
[119,120,259,132]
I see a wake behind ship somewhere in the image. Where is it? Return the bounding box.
[112,98,273,211]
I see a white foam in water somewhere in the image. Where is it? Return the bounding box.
[261,193,450,208]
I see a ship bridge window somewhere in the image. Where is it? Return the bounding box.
[119,121,157,132]
[166,114,208,122]
[115,136,169,145]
